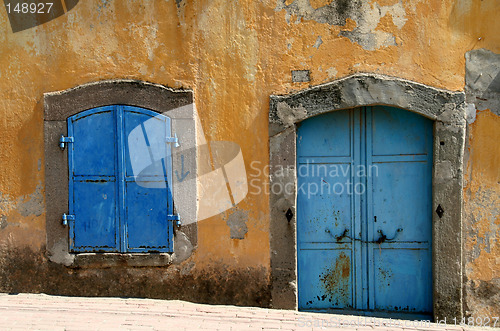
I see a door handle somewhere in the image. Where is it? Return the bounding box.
[325,228,349,242]
[376,228,403,244]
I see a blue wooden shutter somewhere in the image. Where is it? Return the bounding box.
[122,106,174,252]
[68,105,174,253]
[68,106,119,252]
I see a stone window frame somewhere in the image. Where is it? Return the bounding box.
[44,80,197,268]
[269,73,466,320]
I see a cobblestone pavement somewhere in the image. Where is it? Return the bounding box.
[0,293,494,330]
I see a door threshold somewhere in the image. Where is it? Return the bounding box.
[299,308,433,321]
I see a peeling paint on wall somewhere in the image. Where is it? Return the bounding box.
[0,184,44,221]
[17,185,44,218]
[312,35,323,48]
[275,0,407,50]
[466,49,500,117]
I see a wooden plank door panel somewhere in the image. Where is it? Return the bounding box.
[297,109,358,310]
[297,106,433,315]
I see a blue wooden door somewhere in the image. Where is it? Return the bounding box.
[297,106,433,315]
[67,105,174,253]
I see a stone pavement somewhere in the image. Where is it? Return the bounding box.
[0,293,493,331]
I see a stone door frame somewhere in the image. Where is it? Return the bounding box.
[268,73,466,320]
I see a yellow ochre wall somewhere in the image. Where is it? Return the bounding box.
[0,0,498,316]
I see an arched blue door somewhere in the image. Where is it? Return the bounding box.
[67,105,174,253]
[297,106,433,316]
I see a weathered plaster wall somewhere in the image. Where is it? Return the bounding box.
[0,0,498,314]
[463,49,500,318]
[463,111,500,318]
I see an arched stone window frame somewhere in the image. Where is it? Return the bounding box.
[44,80,197,268]
[269,73,466,320]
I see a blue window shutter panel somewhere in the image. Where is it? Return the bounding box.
[68,105,174,253]
[122,106,173,252]
[68,106,119,252]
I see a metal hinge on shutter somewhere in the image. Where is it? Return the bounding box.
[165,133,180,147]
[59,135,74,149]
[167,214,181,227]
[61,213,75,226]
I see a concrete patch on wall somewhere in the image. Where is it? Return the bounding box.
[0,215,7,229]
[312,36,323,49]
[0,192,16,219]
[275,0,407,50]
[224,208,249,240]
[465,48,500,119]
[172,231,194,264]
[0,185,44,230]
[17,184,44,218]
[291,70,311,83]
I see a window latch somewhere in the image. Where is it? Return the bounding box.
[165,133,180,148]
[167,214,181,227]
[62,213,75,226]
[59,135,74,149]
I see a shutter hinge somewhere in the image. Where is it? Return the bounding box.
[167,214,181,227]
[59,135,74,149]
[166,133,180,148]
[62,213,75,226]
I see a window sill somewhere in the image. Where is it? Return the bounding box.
[69,253,173,269]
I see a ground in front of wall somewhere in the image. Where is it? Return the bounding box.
[0,293,491,330]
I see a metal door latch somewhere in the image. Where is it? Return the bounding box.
[166,133,180,148]
[62,213,75,226]
[59,135,74,149]
[167,214,181,227]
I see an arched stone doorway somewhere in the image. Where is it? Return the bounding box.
[269,73,466,320]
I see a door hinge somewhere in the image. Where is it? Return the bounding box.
[167,214,181,227]
[62,213,75,226]
[59,135,74,149]
[166,133,180,148]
